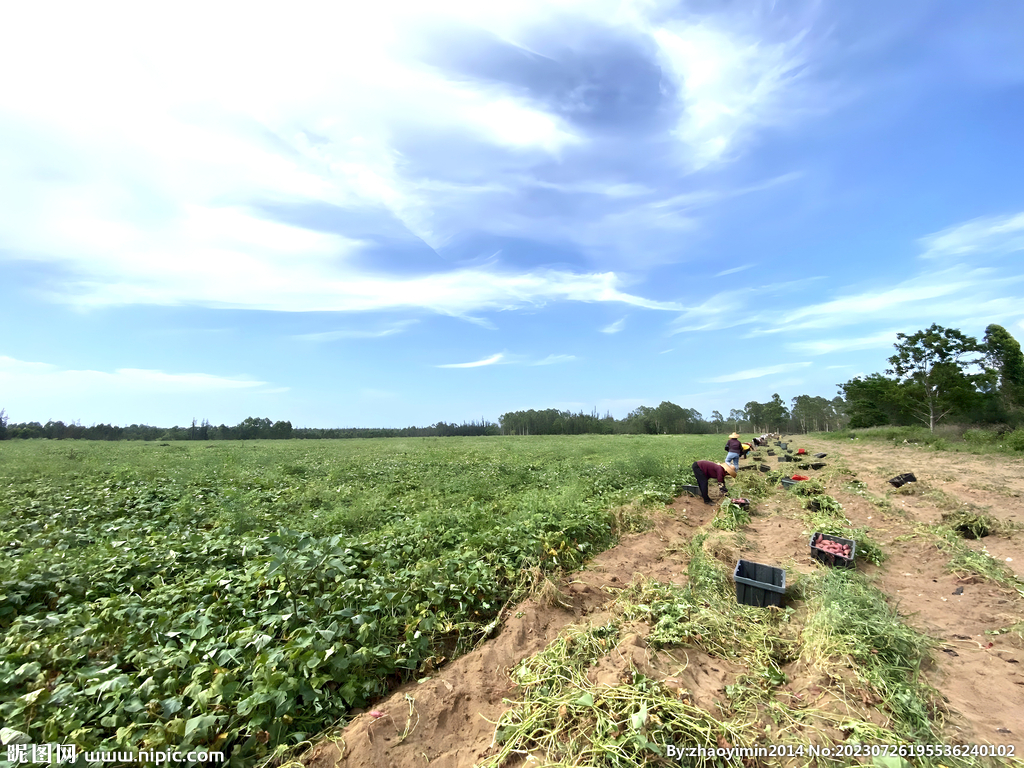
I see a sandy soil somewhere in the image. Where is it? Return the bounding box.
[302,439,1024,767]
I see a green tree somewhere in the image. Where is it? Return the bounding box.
[271,420,294,439]
[652,401,684,433]
[839,375,913,428]
[0,408,7,440]
[886,324,984,432]
[742,402,763,431]
[710,410,724,430]
[790,394,837,433]
[984,324,1024,408]
[762,393,790,431]
[237,416,273,439]
[626,405,658,434]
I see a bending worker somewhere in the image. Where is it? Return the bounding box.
[725,432,743,469]
[692,459,737,505]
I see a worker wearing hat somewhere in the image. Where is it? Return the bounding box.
[724,432,743,470]
[692,459,737,505]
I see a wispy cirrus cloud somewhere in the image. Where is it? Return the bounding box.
[295,321,419,342]
[919,211,1024,260]
[0,355,272,394]
[674,264,1023,343]
[715,264,755,277]
[649,19,816,168]
[705,362,811,383]
[750,268,1024,336]
[786,330,899,355]
[668,276,823,333]
[31,241,685,314]
[530,354,577,366]
[601,318,626,334]
[437,351,576,368]
[436,353,505,368]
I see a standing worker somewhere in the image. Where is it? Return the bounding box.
[725,432,743,470]
[692,460,737,505]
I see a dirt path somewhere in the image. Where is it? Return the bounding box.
[794,438,1024,748]
[303,439,1024,767]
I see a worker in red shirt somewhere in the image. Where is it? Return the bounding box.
[692,460,737,505]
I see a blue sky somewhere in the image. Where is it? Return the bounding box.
[2,0,1024,428]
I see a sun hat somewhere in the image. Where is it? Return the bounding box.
[729,432,740,439]
[720,462,737,477]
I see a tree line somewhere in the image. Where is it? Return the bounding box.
[0,394,860,442]
[496,395,843,436]
[2,323,1018,441]
[0,413,502,441]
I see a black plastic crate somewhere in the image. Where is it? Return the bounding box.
[729,498,750,510]
[780,477,798,489]
[679,484,702,497]
[810,462,826,470]
[810,533,856,569]
[759,464,770,473]
[733,560,786,607]
[814,453,827,459]
[888,473,917,488]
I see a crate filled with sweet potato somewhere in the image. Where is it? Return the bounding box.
[810,532,857,568]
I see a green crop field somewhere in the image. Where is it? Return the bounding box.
[0,435,726,765]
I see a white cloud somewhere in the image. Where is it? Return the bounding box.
[529,180,652,198]
[752,269,1024,336]
[531,354,577,366]
[456,316,499,330]
[0,354,287,424]
[649,21,814,167]
[0,355,270,396]
[919,211,1024,260]
[601,318,627,334]
[705,362,811,383]
[0,2,589,309]
[650,173,802,215]
[436,353,505,368]
[669,277,822,333]
[0,356,56,375]
[295,321,418,342]
[675,267,1024,340]
[0,1,823,315]
[786,330,899,355]
[715,264,755,277]
[43,260,685,315]
[436,351,577,368]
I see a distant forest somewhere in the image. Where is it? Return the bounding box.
[0,395,842,441]
[1,324,1021,441]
